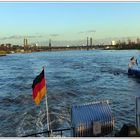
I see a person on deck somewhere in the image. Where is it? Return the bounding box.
[128,57,138,74]
[128,57,137,68]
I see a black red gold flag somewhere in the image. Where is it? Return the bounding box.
[32,69,46,106]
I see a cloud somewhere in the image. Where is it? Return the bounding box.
[78,30,96,34]
[1,35,23,40]
[0,35,44,40]
[0,34,60,40]
[27,35,44,38]
[50,34,59,37]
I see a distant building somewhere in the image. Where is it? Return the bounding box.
[90,37,92,46]
[20,49,25,53]
[137,38,140,44]
[106,46,110,49]
[23,39,25,46]
[24,38,28,50]
[87,37,89,46]
[49,39,51,47]
[111,40,116,46]
[35,43,38,47]
[127,38,132,45]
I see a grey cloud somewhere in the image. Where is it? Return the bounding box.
[50,34,59,37]
[1,35,23,40]
[0,35,44,40]
[79,30,96,34]
[27,35,44,38]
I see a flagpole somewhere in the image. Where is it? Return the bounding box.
[45,92,50,131]
[43,66,50,132]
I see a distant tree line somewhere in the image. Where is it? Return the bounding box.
[114,38,140,49]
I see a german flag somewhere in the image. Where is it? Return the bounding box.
[32,69,46,106]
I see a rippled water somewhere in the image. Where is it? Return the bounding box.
[0,50,140,137]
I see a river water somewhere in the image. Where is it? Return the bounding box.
[0,50,140,137]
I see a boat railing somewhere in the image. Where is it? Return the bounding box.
[23,97,140,137]
[22,127,73,137]
[136,96,140,133]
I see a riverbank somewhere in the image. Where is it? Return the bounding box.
[1,43,140,54]
[1,44,140,55]
[0,51,6,56]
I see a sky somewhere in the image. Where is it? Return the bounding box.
[0,2,140,45]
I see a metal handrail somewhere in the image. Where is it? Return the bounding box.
[136,97,140,133]
[22,127,72,137]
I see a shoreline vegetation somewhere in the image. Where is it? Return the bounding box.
[0,51,6,56]
[1,44,140,54]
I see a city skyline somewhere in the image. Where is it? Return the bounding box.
[0,2,140,45]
